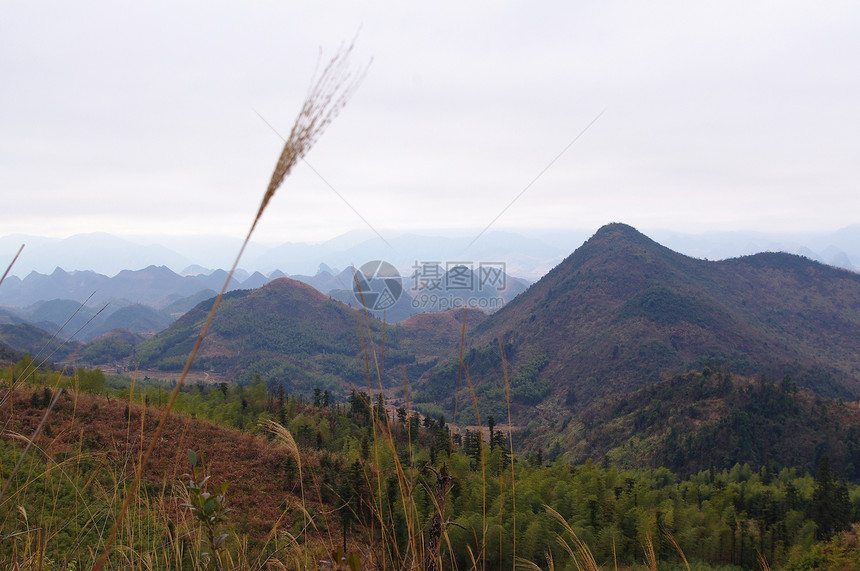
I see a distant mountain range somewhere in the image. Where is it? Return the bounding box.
[0,260,529,341]
[0,230,573,281]
[0,266,245,310]
[2,226,858,282]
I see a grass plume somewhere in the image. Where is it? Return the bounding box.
[92,41,367,570]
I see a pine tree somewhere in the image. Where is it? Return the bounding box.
[810,455,852,540]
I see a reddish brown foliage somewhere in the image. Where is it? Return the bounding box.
[2,390,307,537]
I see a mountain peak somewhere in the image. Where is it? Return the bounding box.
[261,276,326,298]
[458,223,860,414]
[589,222,654,247]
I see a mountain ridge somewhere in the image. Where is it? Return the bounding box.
[414,223,860,421]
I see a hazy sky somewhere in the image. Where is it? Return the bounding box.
[3,1,859,245]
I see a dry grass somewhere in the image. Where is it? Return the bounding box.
[89,41,367,570]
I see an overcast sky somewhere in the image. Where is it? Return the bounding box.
[2,1,859,246]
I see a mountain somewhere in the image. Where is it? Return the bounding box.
[133,278,408,392]
[0,323,81,364]
[0,306,34,326]
[414,223,860,421]
[649,226,860,273]
[1,268,112,307]
[83,304,173,340]
[241,271,271,290]
[406,263,529,314]
[129,279,495,396]
[4,226,857,286]
[290,267,356,294]
[394,308,489,380]
[27,299,107,339]
[80,329,147,365]
[0,340,22,366]
[326,264,530,323]
[161,289,219,318]
[327,287,419,323]
[180,264,213,276]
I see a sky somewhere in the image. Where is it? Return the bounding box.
[2,1,860,248]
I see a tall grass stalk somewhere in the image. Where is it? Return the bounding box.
[0,244,24,288]
[451,309,468,454]
[259,419,312,569]
[92,42,366,570]
[353,282,421,568]
[665,531,691,571]
[642,533,657,571]
[545,504,600,571]
[498,338,516,570]
[464,363,487,570]
[355,284,390,566]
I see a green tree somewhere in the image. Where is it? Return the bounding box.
[810,455,852,540]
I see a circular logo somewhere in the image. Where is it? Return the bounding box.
[353,260,403,311]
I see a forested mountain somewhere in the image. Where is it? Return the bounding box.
[133,278,410,391]
[415,223,860,422]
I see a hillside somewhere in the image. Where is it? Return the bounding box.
[133,278,410,391]
[523,368,860,479]
[5,370,860,570]
[84,303,173,339]
[0,340,21,366]
[1,388,311,551]
[80,328,146,364]
[393,308,489,380]
[0,323,81,364]
[415,223,860,420]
